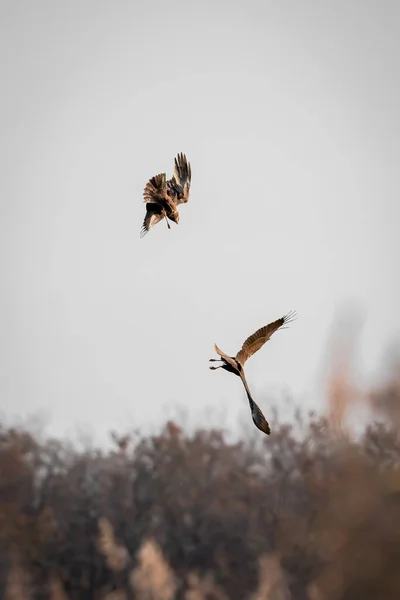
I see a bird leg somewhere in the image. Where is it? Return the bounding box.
[209,358,223,371]
[165,217,171,230]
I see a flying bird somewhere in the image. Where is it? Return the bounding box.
[209,311,297,435]
[140,153,192,238]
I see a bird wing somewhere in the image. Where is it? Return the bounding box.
[235,310,297,366]
[168,153,191,205]
[213,343,232,363]
[239,371,271,435]
[143,173,168,204]
[239,370,253,402]
[249,398,271,435]
[140,202,165,238]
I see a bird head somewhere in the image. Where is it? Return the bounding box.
[169,212,179,224]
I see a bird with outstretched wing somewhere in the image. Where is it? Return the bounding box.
[140,153,192,237]
[209,311,297,435]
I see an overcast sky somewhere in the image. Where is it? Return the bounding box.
[1,0,399,443]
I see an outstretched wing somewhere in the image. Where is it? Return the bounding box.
[168,153,191,205]
[235,310,297,366]
[140,202,165,238]
[143,173,167,204]
[240,370,271,435]
[213,343,232,363]
[249,398,271,435]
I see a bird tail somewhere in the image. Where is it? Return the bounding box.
[143,173,167,203]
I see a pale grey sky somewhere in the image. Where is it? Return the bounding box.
[1,0,399,443]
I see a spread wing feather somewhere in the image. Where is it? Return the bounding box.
[236,310,297,366]
[168,153,191,205]
[143,173,167,204]
[213,343,232,363]
[249,398,271,435]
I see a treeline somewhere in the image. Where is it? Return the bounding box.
[1,368,400,600]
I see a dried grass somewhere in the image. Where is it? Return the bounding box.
[185,571,230,600]
[249,554,290,600]
[49,576,71,600]
[4,555,31,600]
[130,538,177,600]
[1,349,400,600]
[102,591,127,600]
[97,517,130,573]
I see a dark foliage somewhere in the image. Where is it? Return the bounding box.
[1,369,400,600]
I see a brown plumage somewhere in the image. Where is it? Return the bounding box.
[140,153,192,238]
[209,311,297,435]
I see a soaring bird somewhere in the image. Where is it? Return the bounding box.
[140,153,192,238]
[209,311,297,435]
